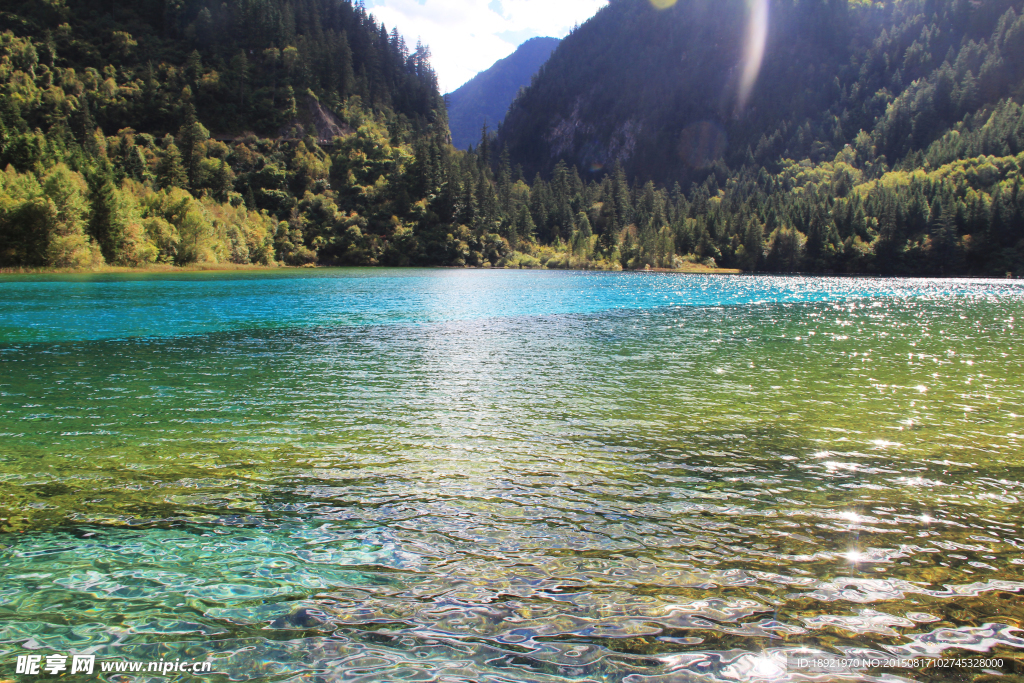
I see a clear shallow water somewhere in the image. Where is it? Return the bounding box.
[1,269,1023,682]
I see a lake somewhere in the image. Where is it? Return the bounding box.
[1,269,1023,681]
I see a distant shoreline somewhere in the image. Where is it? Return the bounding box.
[0,263,743,276]
[0,263,289,276]
[7,265,1018,278]
[643,266,743,275]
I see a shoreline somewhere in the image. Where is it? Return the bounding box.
[0,263,744,276]
[2,264,1017,278]
[0,263,289,275]
[644,266,743,275]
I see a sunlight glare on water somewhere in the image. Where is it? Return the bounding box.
[0,270,1023,682]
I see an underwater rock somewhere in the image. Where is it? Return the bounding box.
[269,607,327,630]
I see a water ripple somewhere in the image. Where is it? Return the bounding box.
[0,272,1023,680]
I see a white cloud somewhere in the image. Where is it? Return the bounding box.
[366,0,608,93]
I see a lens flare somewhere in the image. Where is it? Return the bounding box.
[649,0,678,8]
[737,0,769,111]
[677,120,727,169]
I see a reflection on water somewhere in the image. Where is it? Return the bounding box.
[0,272,1023,681]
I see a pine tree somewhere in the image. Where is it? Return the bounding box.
[744,218,764,270]
[178,103,208,190]
[212,159,234,203]
[87,167,123,264]
[157,143,188,189]
[478,123,490,173]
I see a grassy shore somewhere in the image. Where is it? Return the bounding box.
[0,263,288,275]
[645,264,743,274]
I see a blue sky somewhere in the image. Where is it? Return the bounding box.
[364,0,608,93]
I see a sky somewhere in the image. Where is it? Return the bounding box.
[364,0,609,93]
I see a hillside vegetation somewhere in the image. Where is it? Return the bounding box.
[0,0,1022,275]
[0,0,451,268]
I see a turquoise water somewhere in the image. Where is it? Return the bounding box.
[1,269,1023,681]
[0,268,1013,342]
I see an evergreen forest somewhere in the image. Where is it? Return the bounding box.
[0,0,1022,275]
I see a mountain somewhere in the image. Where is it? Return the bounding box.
[446,36,558,151]
[499,0,1024,185]
[495,0,1024,274]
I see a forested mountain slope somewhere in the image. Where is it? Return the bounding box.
[0,0,441,135]
[447,36,558,151]
[0,0,1022,275]
[500,0,1024,185]
[497,0,1024,274]
[0,0,458,268]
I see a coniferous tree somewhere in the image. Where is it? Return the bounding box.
[157,143,188,190]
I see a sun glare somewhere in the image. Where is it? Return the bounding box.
[738,0,769,110]
[749,653,787,679]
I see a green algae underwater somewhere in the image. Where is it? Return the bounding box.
[1,269,1023,682]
